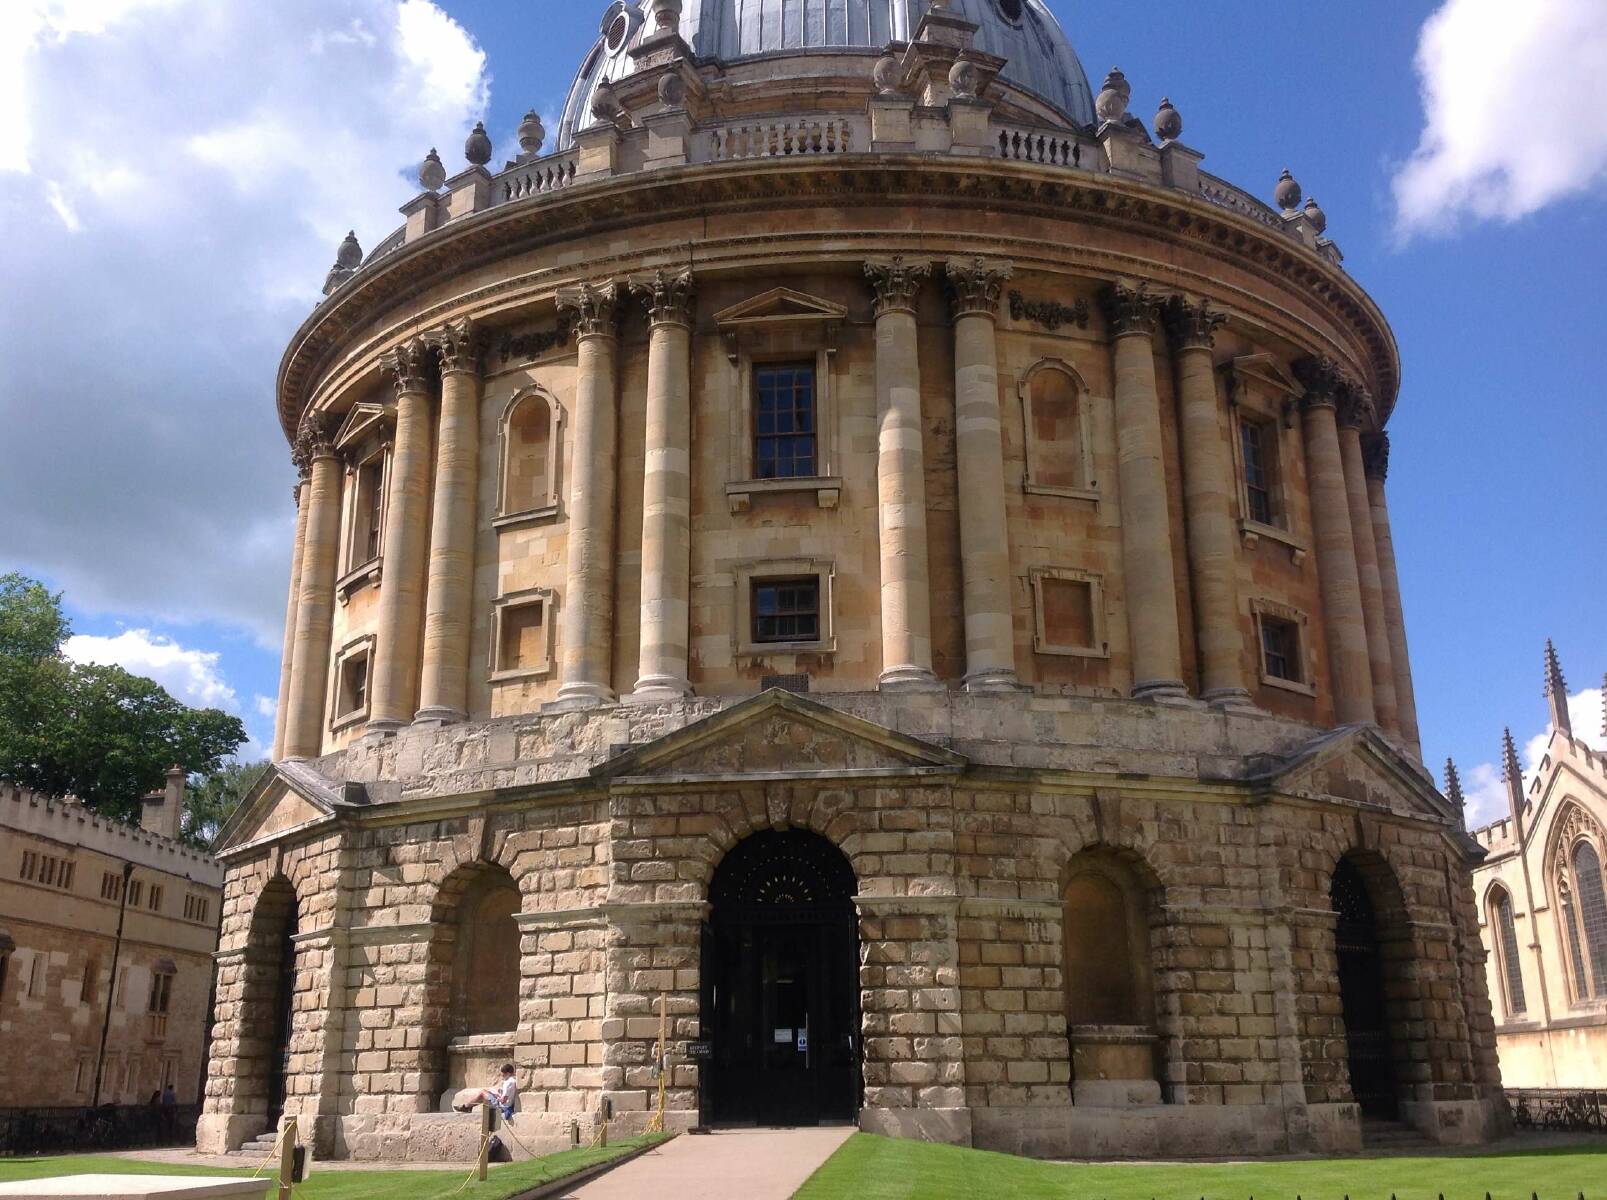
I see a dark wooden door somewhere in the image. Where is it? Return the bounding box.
[1332,858,1398,1119]
[264,912,298,1124]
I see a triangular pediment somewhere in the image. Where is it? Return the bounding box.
[594,689,965,782]
[334,401,394,451]
[1227,353,1304,400]
[713,287,849,329]
[214,760,363,853]
[1256,725,1455,824]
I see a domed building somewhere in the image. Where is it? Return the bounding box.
[199,0,1508,1162]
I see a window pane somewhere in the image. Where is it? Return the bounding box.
[1261,617,1301,683]
[1573,841,1607,996]
[1492,890,1527,1015]
[753,363,817,479]
[1242,421,1274,525]
[752,578,820,643]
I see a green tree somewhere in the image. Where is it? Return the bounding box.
[0,572,247,826]
[182,758,268,849]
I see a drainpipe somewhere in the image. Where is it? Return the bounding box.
[92,861,135,1108]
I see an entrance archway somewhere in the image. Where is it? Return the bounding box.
[239,876,299,1132]
[1331,856,1398,1119]
[701,828,859,1126]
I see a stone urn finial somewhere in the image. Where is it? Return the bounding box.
[418,147,445,192]
[651,0,682,35]
[592,82,624,125]
[517,110,545,156]
[658,73,687,108]
[1303,196,1328,234]
[335,230,362,270]
[1095,67,1130,124]
[1154,97,1182,142]
[464,120,492,167]
[873,53,901,96]
[949,59,980,100]
[1274,168,1302,212]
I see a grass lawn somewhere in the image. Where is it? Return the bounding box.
[0,1133,670,1200]
[794,1134,1607,1200]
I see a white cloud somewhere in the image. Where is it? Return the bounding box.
[64,629,238,711]
[1394,0,1607,237]
[0,1,487,645]
[1459,685,1606,828]
[254,694,278,721]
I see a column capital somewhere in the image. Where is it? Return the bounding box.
[864,256,929,317]
[1335,383,1376,432]
[379,338,432,398]
[1292,354,1344,411]
[293,410,338,464]
[425,317,484,377]
[1163,294,1226,352]
[1100,281,1162,338]
[944,256,1013,319]
[556,280,622,339]
[1362,431,1390,481]
[629,268,695,327]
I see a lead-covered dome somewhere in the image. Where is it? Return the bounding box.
[559,0,1096,147]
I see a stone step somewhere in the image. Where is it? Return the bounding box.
[1360,1120,1436,1150]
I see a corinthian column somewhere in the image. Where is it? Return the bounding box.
[367,339,435,733]
[416,318,483,724]
[283,413,341,758]
[551,282,621,710]
[1102,283,1186,702]
[1293,358,1374,726]
[945,258,1019,692]
[1165,296,1249,707]
[1336,389,1398,732]
[865,257,939,691]
[272,466,312,760]
[629,269,695,703]
[1363,433,1422,756]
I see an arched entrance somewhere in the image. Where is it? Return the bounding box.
[701,829,859,1126]
[1331,856,1398,1119]
[240,877,299,1132]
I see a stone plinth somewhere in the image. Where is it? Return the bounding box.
[0,1180,269,1199]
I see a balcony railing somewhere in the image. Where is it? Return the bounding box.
[495,153,580,205]
[697,116,860,162]
[996,122,1088,168]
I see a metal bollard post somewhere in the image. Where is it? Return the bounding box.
[277,1117,296,1200]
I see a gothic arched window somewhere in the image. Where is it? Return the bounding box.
[499,390,559,519]
[1486,885,1526,1017]
[1567,840,1607,999]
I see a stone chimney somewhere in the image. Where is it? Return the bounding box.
[140,766,186,841]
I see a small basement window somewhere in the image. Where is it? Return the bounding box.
[752,578,820,644]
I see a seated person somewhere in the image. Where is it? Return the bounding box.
[453,1063,517,1120]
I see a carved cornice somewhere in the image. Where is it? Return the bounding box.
[1362,431,1390,481]
[1292,355,1343,412]
[864,256,929,317]
[293,410,338,464]
[1163,295,1226,352]
[1100,281,1161,338]
[425,317,484,377]
[629,268,696,327]
[1336,383,1376,432]
[556,280,622,339]
[277,160,1401,443]
[944,256,1013,319]
[378,338,432,398]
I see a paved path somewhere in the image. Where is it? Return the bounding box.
[561,1127,854,1200]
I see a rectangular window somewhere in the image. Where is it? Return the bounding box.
[20,850,37,881]
[1241,418,1275,526]
[148,885,163,913]
[27,955,46,998]
[74,1058,91,1094]
[184,894,210,923]
[1041,577,1097,651]
[751,577,820,644]
[353,456,384,567]
[102,871,124,902]
[337,650,370,720]
[147,972,173,1040]
[59,861,74,891]
[113,966,128,1009]
[753,363,817,480]
[1260,616,1302,684]
[497,599,545,673]
[81,958,98,1006]
[127,880,144,908]
[40,857,56,887]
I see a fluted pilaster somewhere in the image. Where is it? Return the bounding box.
[367,339,435,733]
[1363,433,1422,756]
[552,282,622,710]
[1293,357,1374,725]
[865,258,939,691]
[1165,296,1248,706]
[283,413,341,758]
[1103,282,1187,701]
[272,468,312,760]
[946,257,1019,692]
[1336,388,1398,732]
[630,269,696,702]
[417,318,483,724]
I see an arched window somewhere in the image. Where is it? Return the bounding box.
[1021,360,1093,497]
[499,391,559,519]
[451,871,521,1036]
[1565,840,1607,999]
[1486,886,1526,1017]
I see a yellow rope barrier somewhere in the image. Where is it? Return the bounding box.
[248,1124,290,1179]
[451,1133,494,1195]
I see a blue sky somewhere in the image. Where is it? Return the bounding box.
[1,0,1601,819]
